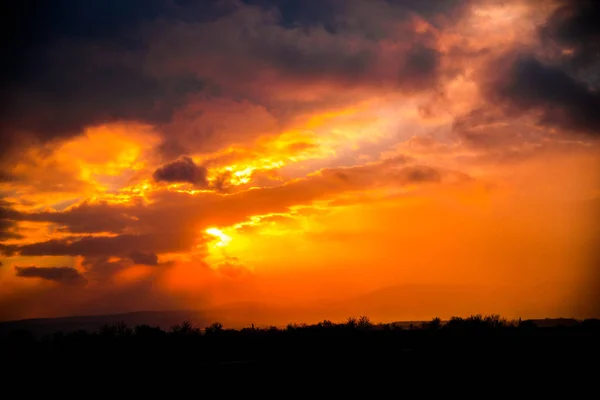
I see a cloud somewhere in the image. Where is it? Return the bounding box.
[540,0,600,74]
[0,201,23,240]
[1,0,468,164]
[159,99,280,157]
[19,201,142,234]
[130,251,159,266]
[2,233,199,258]
[1,0,598,322]
[466,1,600,137]
[15,266,87,286]
[246,0,472,33]
[215,256,252,279]
[0,218,22,241]
[1,266,182,320]
[153,156,209,186]
[0,159,454,259]
[0,0,211,161]
[398,165,442,183]
[488,54,600,135]
[398,45,442,91]
[81,256,130,281]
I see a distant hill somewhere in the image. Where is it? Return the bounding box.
[0,283,585,335]
[0,307,582,337]
[0,310,210,336]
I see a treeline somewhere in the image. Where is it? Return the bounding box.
[4,314,600,340]
[3,314,599,390]
[3,314,599,355]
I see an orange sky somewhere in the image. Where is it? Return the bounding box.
[1,0,599,324]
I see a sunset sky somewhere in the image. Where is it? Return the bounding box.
[1,0,599,324]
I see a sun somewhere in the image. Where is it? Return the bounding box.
[206,227,232,247]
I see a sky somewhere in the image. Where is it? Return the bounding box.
[1,0,599,324]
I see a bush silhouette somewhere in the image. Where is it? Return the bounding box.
[205,322,224,335]
[2,313,598,379]
[170,320,200,336]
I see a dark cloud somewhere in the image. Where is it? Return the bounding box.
[399,45,442,90]
[387,0,472,21]
[231,1,448,86]
[1,0,467,163]
[81,256,129,281]
[39,202,141,234]
[2,233,198,258]
[0,218,22,241]
[130,251,159,266]
[0,192,211,248]
[15,266,87,286]
[256,38,374,80]
[244,0,471,32]
[541,0,600,74]
[153,156,209,186]
[1,200,143,235]
[0,202,22,240]
[0,0,212,161]
[474,1,600,137]
[398,165,442,183]
[452,105,545,151]
[0,203,21,220]
[489,54,600,135]
[242,0,337,31]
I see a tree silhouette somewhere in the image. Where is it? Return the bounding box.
[170,320,200,336]
[2,313,598,386]
[205,322,223,335]
[346,317,358,328]
[424,317,442,330]
[357,315,372,329]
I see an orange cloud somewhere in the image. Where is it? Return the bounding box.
[1,0,599,323]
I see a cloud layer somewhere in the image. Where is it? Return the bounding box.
[0,0,598,322]
[15,266,87,286]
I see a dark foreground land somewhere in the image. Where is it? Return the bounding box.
[3,315,599,394]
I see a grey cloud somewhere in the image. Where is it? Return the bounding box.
[0,218,22,241]
[40,202,140,234]
[130,251,159,266]
[452,106,541,150]
[398,45,442,90]
[540,0,600,76]
[0,202,22,240]
[1,0,464,163]
[153,156,209,186]
[1,200,142,234]
[81,256,132,282]
[247,0,472,34]
[0,0,210,161]
[15,266,87,286]
[398,165,442,183]
[489,54,600,135]
[3,233,198,258]
[474,1,600,137]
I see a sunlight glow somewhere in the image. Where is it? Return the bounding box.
[206,227,232,247]
[208,159,286,186]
